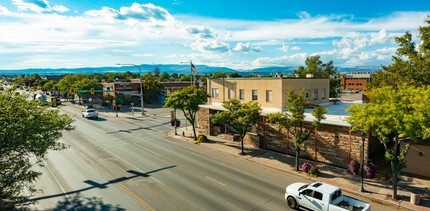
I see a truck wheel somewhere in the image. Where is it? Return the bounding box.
[287,196,297,209]
[95,117,98,120]
[82,114,84,118]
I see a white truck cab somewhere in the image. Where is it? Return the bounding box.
[82,109,98,119]
[285,182,371,211]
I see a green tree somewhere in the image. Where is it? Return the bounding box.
[346,84,430,199]
[369,17,430,90]
[210,111,232,137]
[229,72,242,78]
[164,86,209,140]
[0,89,74,209]
[294,55,339,97]
[42,80,58,91]
[179,75,192,81]
[142,72,163,104]
[159,72,170,82]
[210,72,228,78]
[32,73,42,81]
[267,89,327,171]
[212,99,261,155]
[171,73,179,79]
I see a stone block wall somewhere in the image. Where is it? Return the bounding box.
[198,107,370,168]
[262,121,369,168]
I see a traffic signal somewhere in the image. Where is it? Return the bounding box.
[52,98,57,107]
[90,88,95,95]
[70,88,75,95]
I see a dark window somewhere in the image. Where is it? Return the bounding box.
[313,191,323,200]
[252,90,258,101]
[239,89,245,100]
[302,189,313,197]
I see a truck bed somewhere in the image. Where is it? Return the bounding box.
[330,195,370,211]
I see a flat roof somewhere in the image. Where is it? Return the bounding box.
[199,100,363,127]
[208,77,329,80]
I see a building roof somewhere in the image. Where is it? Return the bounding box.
[199,100,364,127]
[208,77,329,80]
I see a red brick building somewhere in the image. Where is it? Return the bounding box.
[340,72,372,91]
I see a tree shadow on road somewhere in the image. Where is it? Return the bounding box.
[43,193,125,211]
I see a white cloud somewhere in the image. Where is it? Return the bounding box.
[278,44,289,52]
[251,53,308,68]
[232,42,261,53]
[12,0,68,13]
[186,26,216,39]
[189,39,230,53]
[291,46,301,50]
[0,5,11,14]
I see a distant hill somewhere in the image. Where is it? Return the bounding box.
[0,64,380,76]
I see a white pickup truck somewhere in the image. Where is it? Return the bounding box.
[82,109,98,119]
[285,182,371,211]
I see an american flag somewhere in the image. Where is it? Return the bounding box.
[191,62,198,73]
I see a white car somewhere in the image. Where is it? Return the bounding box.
[82,109,98,119]
[285,182,371,211]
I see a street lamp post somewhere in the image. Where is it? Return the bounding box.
[360,132,366,192]
[116,64,144,116]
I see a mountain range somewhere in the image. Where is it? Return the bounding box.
[0,64,381,76]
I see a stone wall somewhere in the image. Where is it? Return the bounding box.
[198,107,371,168]
[261,121,369,168]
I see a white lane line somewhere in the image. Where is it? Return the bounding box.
[43,160,69,199]
[205,176,227,187]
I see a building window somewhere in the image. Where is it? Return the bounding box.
[348,83,354,86]
[266,90,272,102]
[252,90,258,101]
[239,89,245,100]
[313,89,318,100]
[228,89,234,99]
[322,88,326,99]
[212,88,219,98]
[357,83,362,86]
[305,90,310,100]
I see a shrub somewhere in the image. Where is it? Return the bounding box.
[349,160,360,175]
[87,104,93,108]
[194,134,207,145]
[364,162,376,179]
[302,162,320,177]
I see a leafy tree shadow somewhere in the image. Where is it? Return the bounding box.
[49,193,125,211]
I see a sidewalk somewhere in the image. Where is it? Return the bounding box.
[170,126,430,211]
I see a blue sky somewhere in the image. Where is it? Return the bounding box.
[0,0,429,70]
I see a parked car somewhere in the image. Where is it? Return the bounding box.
[82,109,98,119]
[285,182,371,211]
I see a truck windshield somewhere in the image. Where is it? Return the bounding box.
[298,184,308,191]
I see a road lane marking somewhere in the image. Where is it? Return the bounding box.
[79,152,154,211]
[205,176,227,187]
[43,160,70,199]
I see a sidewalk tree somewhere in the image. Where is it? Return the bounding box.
[74,78,102,105]
[268,89,327,171]
[0,89,74,209]
[210,110,233,137]
[164,86,209,140]
[142,72,163,104]
[294,55,339,97]
[346,84,430,200]
[214,99,261,155]
[368,16,430,90]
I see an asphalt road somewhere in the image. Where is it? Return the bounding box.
[30,104,402,211]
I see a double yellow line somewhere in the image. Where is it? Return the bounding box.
[80,152,154,211]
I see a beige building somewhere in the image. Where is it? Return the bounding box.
[207,77,330,109]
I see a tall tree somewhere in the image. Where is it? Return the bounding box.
[142,72,163,104]
[212,99,261,155]
[267,89,327,171]
[153,66,161,78]
[0,89,74,209]
[368,16,430,90]
[164,86,209,140]
[294,55,339,98]
[347,84,430,199]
